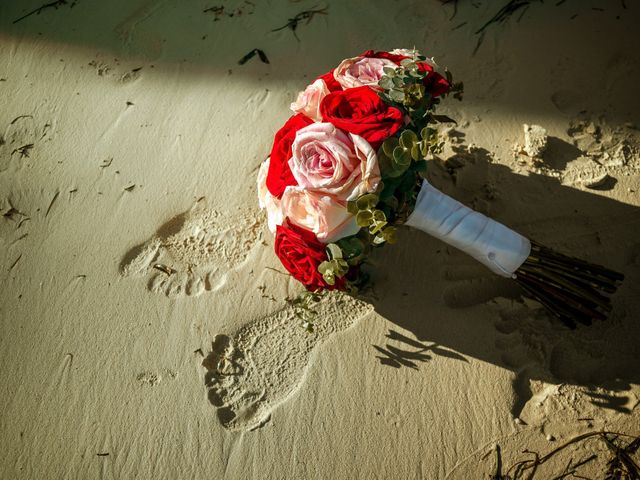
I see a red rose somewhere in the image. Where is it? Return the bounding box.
[360,49,408,64]
[319,86,404,149]
[275,222,343,292]
[361,50,450,97]
[266,113,313,199]
[317,69,343,92]
[417,62,450,97]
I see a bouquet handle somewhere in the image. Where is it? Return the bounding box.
[405,180,531,278]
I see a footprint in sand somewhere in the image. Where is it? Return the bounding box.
[202,293,373,431]
[120,199,262,297]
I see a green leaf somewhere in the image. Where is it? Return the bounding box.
[323,272,336,285]
[372,234,386,245]
[378,153,395,177]
[337,237,364,259]
[383,67,396,76]
[369,220,386,235]
[421,126,436,140]
[389,89,405,102]
[318,261,332,275]
[356,193,378,210]
[411,143,421,161]
[392,76,404,87]
[381,137,399,157]
[400,58,414,67]
[372,209,386,222]
[356,210,373,227]
[393,146,411,167]
[378,77,394,90]
[325,243,342,261]
[384,165,406,178]
[346,201,359,215]
[399,130,418,149]
[420,141,429,157]
[334,258,349,275]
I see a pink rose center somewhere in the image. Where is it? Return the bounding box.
[302,142,346,182]
[348,58,390,84]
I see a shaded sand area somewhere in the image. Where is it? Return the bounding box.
[1,0,639,478]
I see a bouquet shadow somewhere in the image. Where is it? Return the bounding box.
[366,139,640,417]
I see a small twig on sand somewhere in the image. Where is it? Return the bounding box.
[475,0,532,35]
[45,191,59,218]
[13,0,76,24]
[272,6,328,41]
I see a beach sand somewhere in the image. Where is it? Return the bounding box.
[1,0,639,478]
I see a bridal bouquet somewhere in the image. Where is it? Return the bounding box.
[257,48,623,327]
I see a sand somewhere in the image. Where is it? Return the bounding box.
[1,0,639,478]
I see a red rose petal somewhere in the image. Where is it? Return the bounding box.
[266,113,313,198]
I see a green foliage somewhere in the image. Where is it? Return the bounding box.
[318,243,349,286]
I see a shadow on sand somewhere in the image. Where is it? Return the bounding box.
[369,137,640,417]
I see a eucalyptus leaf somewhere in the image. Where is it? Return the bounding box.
[389,89,405,102]
[326,243,343,261]
[323,272,336,285]
[369,221,386,235]
[334,258,349,274]
[356,193,378,210]
[337,237,364,259]
[318,261,332,275]
[383,67,396,76]
[372,209,386,222]
[393,146,411,167]
[356,210,373,227]
[411,143,421,161]
[385,164,406,178]
[399,130,418,149]
[378,153,395,177]
[378,77,394,90]
[372,234,386,245]
[382,137,399,157]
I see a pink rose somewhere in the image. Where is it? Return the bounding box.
[333,55,397,90]
[281,123,380,242]
[280,190,361,244]
[257,157,284,233]
[290,79,330,122]
[289,123,379,200]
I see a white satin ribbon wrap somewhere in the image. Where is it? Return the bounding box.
[405,180,531,278]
